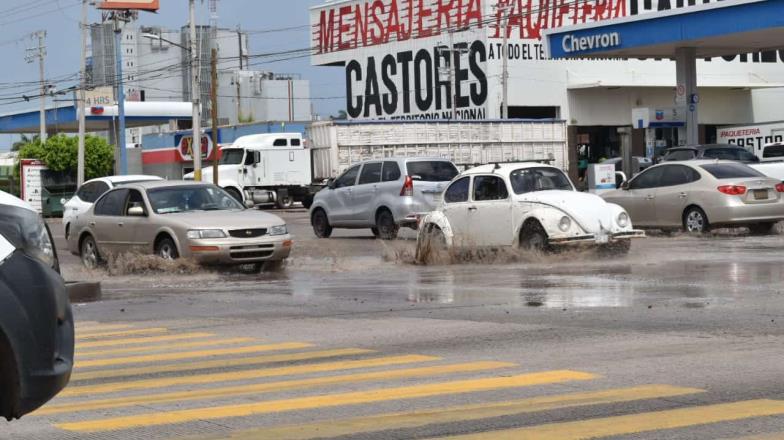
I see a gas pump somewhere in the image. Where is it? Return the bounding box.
[632,107,686,160]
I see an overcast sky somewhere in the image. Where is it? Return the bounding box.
[0,0,343,148]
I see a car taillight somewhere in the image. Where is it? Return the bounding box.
[400,176,414,197]
[717,185,747,196]
[776,183,784,193]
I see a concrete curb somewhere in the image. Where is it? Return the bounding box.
[66,281,102,303]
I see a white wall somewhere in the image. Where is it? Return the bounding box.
[751,88,784,123]
[567,87,754,126]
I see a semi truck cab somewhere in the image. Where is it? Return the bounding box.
[186,133,316,209]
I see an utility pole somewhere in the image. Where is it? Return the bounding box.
[77,0,88,186]
[25,31,47,142]
[495,2,511,119]
[189,0,202,181]
[112,12,129,175]
[211,48,219,185]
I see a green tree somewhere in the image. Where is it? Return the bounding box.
[16,134,114,180]
[11,134,38,152]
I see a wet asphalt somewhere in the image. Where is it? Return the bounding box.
[8,212,784,439]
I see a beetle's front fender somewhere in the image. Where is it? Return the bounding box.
[418,211,455,247]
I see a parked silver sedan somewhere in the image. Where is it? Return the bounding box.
[67,181,292,271]
[601,160,784,234]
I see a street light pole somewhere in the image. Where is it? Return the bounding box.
[77,0,88,186]
[189,0,202,181]
[114,14,128,175]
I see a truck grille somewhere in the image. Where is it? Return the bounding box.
[229,228,267,238]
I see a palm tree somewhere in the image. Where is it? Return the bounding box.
[11,134,39,152]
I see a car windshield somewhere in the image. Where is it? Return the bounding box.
[510,167,573,194]
[220,149,245,165]
[700,163,765,179]
[406,161,459,182]
[147,185,244,214]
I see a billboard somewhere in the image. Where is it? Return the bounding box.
[96,0,159,11]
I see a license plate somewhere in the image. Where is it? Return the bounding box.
[753,189,768,200]
[596,233,609,244]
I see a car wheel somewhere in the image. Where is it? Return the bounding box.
[748,222,778,236]
[598,240,631,257]
[376,209,399,240]
[312,209,333,238]
[275,192,293,209]
[520,222,549,251]
[371,227,380,238]
[155,237,179,260]
[416,226,447,264]
[80,235,101,269]
[225,187,243,203]
[683,207,710,233]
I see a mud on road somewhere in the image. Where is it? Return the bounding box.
[50,210,784,313]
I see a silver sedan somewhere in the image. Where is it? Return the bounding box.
[601,160,784,234]
[67,181,292,271]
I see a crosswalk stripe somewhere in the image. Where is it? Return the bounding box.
[70,348,375,381]
[56,370,597,432]
[77,337,256,358]
[76,332,215,349]
[202,385,704,440]
[75,342,314,368]
[74,324,133,332]
[62,354,442,397]
[77,328,168,340]
[43,360,511,414]
[426,399,784,440]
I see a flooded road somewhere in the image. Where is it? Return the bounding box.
[21,211,784,440]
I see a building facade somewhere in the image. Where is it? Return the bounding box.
[310,0,784,161]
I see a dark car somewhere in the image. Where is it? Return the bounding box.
[661,144,760,164]
[0,191,74,420]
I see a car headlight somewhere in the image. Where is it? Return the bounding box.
[187,229,227,239]
[558,216,571,232]
[617,212,630,228]
[268,224,288,236]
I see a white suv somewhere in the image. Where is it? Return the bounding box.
[310,158,459,239]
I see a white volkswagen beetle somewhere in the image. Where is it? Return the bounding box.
[416,162,644,260]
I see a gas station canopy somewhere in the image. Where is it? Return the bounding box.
[543,0,784,148]
[543,0,784,59]
[0,101,191,134]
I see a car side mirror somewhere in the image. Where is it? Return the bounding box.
[128,206,146,216]
[60,198,67,205]
[244,199,255,208]
[327,178,336,189]
[620,181,630,190]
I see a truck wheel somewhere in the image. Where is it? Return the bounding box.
[312,209,333,238]
[225,187,243,203]
[376,209,399,240]
[302,195,314,210]
[276,192,293,209]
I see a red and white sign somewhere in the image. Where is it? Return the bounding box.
[96,0,159,11]
[178,135,213,162]
[19,159,47,213]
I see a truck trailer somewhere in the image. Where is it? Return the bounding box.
[190,120,569,209]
